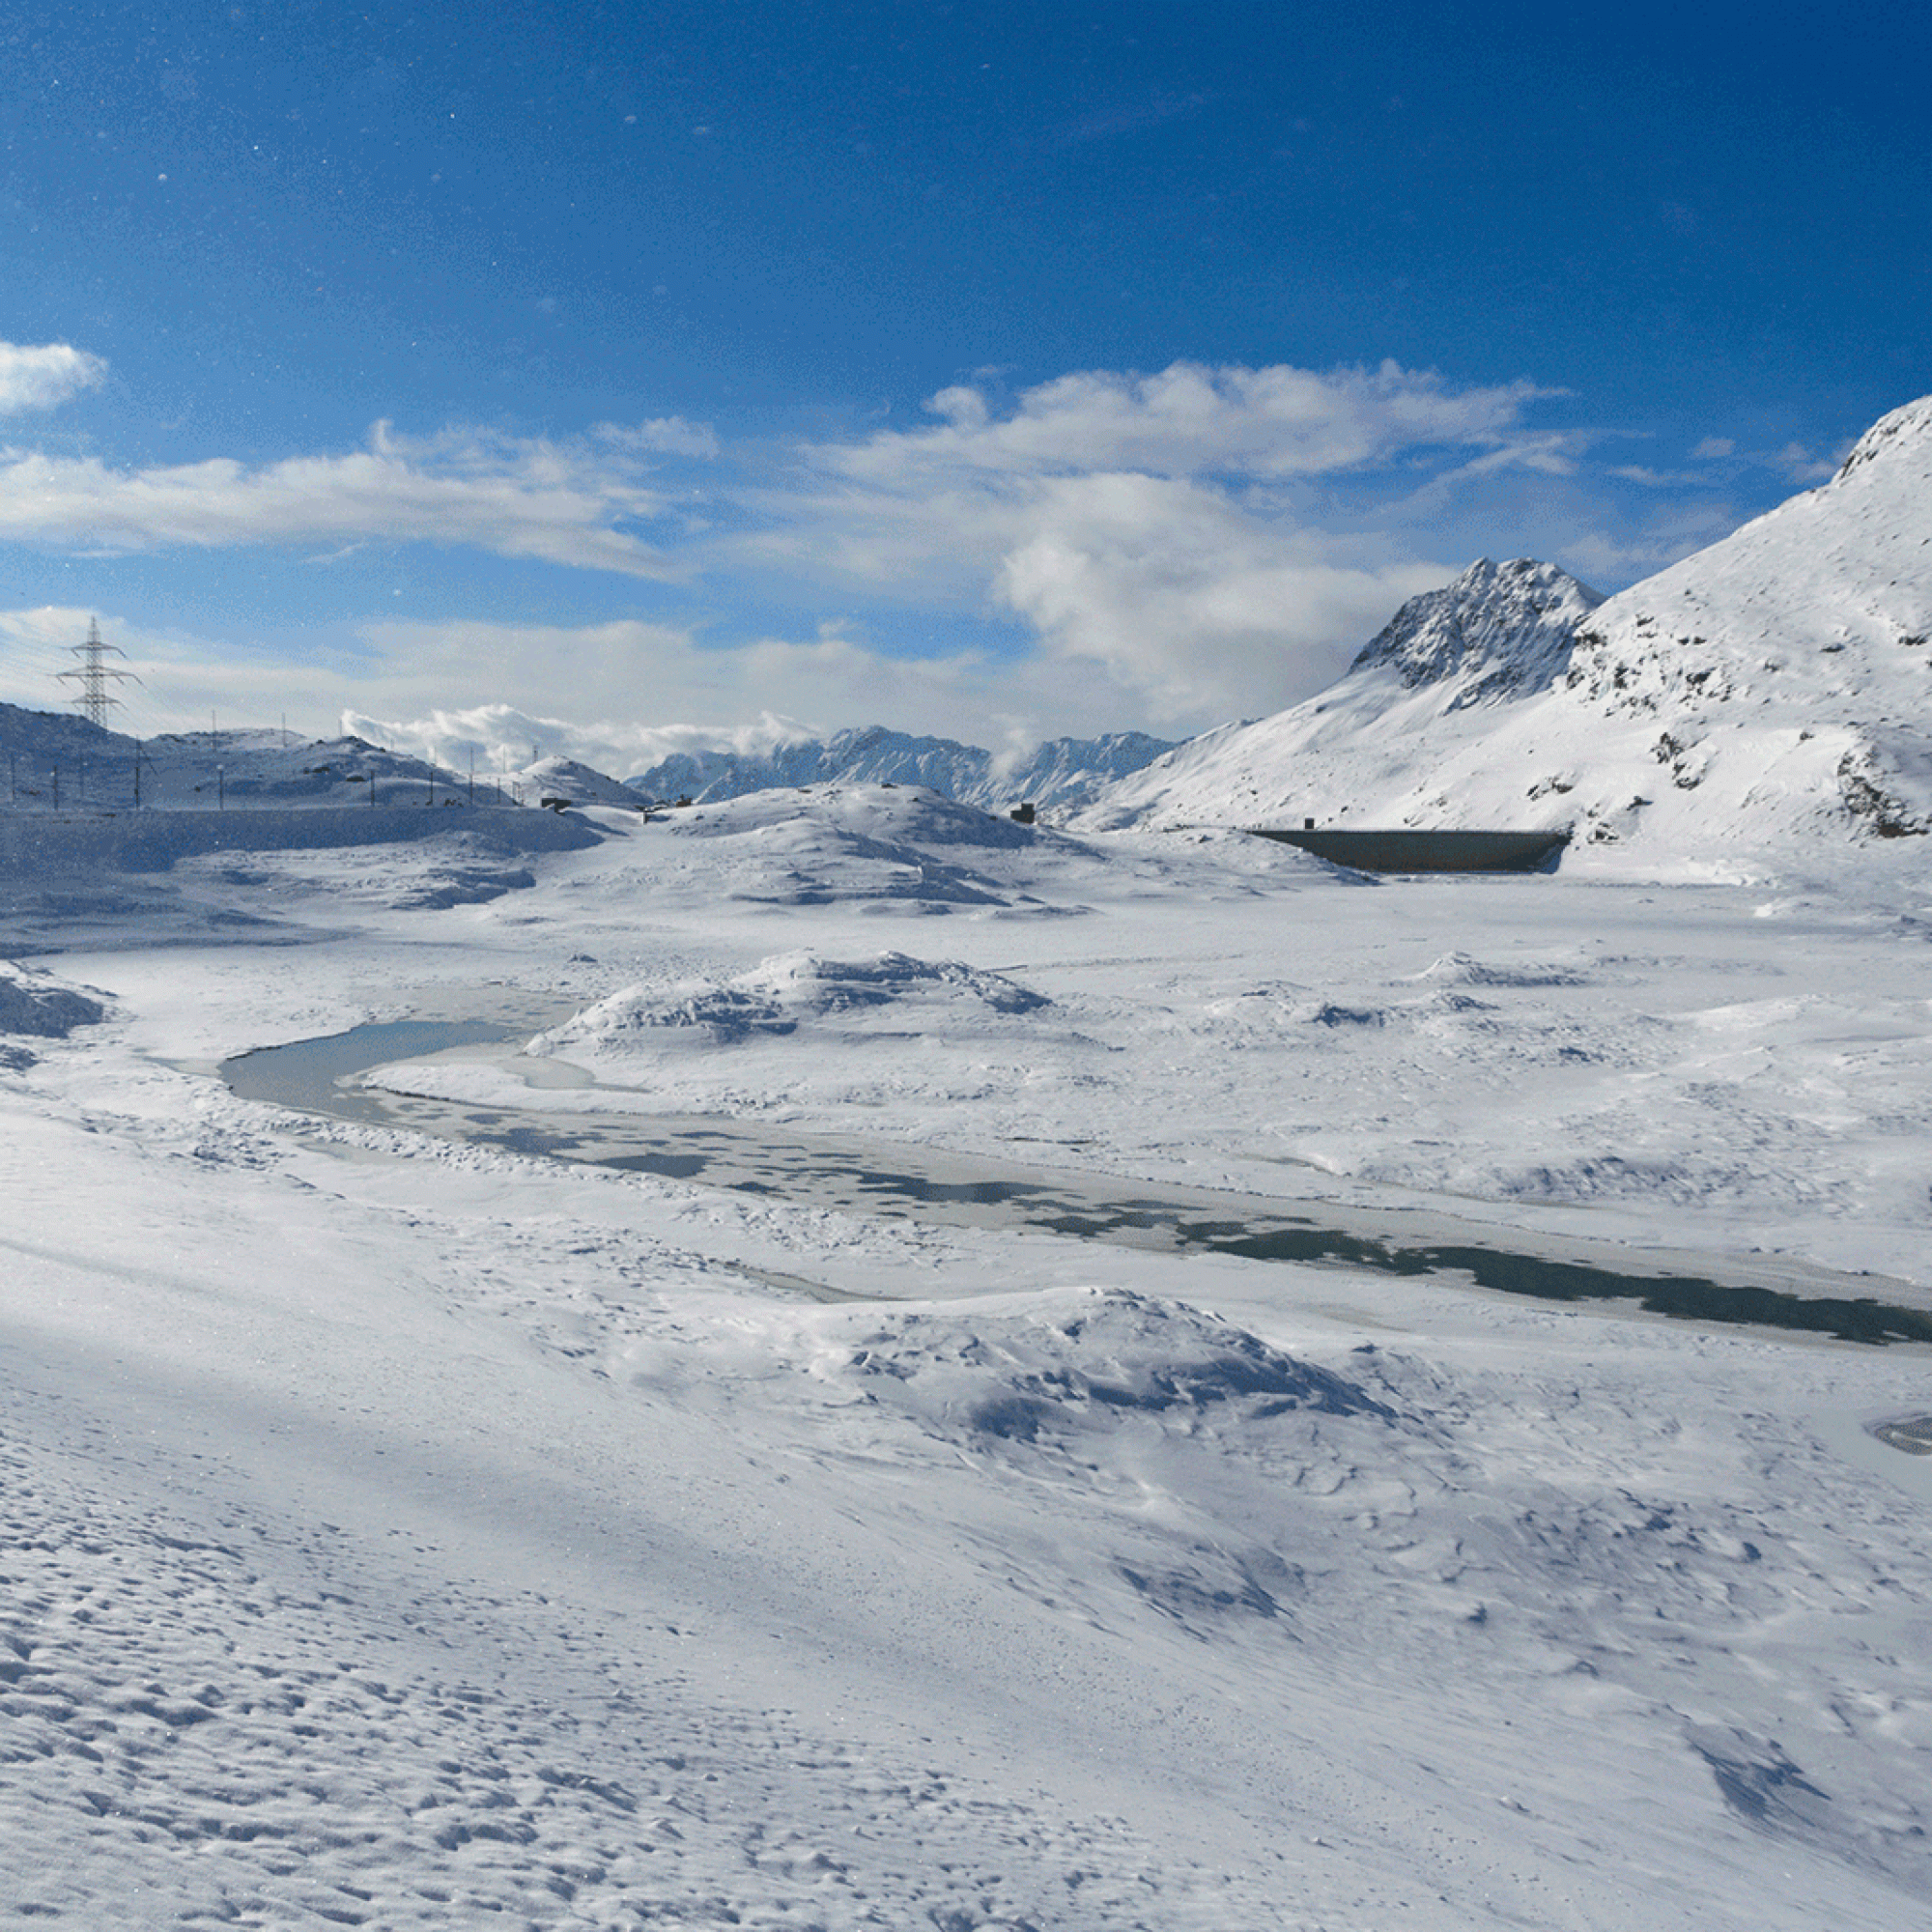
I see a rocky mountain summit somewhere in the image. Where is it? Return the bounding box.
[1349,557,1604,704]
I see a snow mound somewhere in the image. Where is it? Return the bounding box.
[533,951,1049,1053]
[0,963,106,1038]
[1406,950,1592,988]
[639,782,1072,912]
[667,781,1037,851]
[805,1289,1392,1449]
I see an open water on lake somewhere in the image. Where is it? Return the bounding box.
[223,1018,1932,1347]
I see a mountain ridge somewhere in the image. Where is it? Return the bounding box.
[623,724,1179,813]
[1074,391,1932,867]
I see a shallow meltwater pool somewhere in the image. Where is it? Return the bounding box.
[223,1018,1932,1347]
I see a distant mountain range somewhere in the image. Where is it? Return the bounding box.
[1074,393,1932,865]
[621,724,1179,813]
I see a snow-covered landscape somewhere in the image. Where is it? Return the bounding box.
[6,398,1932,1929]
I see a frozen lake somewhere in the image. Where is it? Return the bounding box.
[226,1017,1932,1345]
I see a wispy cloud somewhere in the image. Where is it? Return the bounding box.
[0,349,1786,743]
[591,416,722,459]
[828,359,1554,482]
[0,341,107,415]
[0,420,683,575]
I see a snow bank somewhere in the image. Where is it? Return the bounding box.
[0,962,104,1037]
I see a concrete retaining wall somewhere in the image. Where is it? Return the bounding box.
[1247,827,1570,872]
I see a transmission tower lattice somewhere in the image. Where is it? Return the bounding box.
[58,617,141,726]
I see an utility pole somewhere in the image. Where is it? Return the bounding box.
[57,616,139,727]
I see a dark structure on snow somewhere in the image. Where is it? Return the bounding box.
[1246,826,1570,873]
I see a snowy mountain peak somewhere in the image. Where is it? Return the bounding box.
[1834,391,1932,481]
[1348,557,1605,705]
[1075,390,1932,866]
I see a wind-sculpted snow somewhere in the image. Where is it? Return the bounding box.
[533,951,1049,1052]
[1078,391,1932,870]
[1406,949,1593,988]
[807,1288,1392,1446]
[510,753,651,807]
[616,781,1132,916]
[0,963,105,1068]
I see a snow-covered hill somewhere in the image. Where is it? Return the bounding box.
[625,724,1177,813]
[0,705,515,812]
[1076,395,1932,870]
[511,753,649,808]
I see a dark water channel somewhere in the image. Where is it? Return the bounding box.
[222,1019,1932,1346]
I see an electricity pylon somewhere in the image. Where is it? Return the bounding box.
[58,617,141,726]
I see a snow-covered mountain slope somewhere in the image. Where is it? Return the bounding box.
[1077,395,1932,871]
[626,724,1178,813]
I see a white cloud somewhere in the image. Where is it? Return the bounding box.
[0,356,1752,747]
[1775,440,1836,484]
[1691,437,1735,460]
[833,358,1552,483]
[0,421,681,575]
[720,358,1556,717]
[0,342,106,415]
[991,472,1450,716]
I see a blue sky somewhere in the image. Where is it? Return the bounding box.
[0,0,1925,767]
